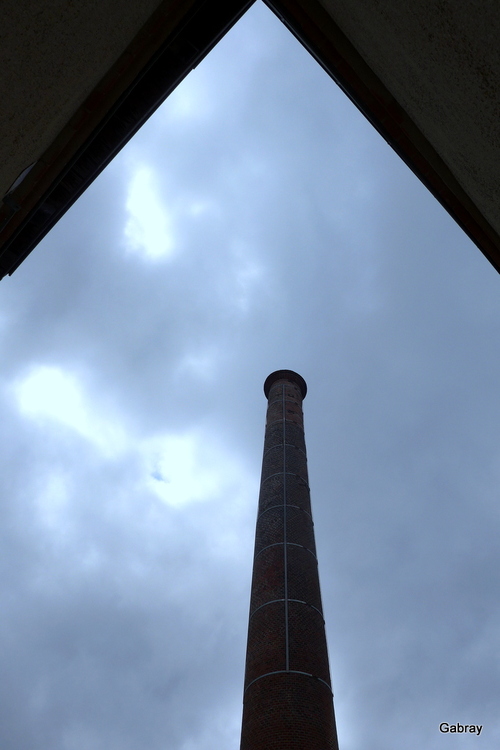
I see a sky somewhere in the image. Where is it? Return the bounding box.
[1,2,499,749]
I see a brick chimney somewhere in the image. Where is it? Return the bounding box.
[240,370,340,750]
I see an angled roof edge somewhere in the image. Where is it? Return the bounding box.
[265,0,500,274]
[0,0,255,280]
[1,0,498,280]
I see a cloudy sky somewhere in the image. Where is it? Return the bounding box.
[1,3,499,749]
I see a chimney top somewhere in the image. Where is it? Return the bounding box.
[263,370,307,400]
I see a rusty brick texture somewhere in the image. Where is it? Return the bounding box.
[240,371,339,750]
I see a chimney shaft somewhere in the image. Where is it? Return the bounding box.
[240,370,339,750]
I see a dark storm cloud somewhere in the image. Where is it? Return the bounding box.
[0,1,499,749]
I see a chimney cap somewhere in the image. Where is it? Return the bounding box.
[264,370,307,399]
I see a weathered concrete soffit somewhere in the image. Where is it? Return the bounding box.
[1,0,499,279]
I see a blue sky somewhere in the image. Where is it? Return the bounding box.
[1,3,499,748]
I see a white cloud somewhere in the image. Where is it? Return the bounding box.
[175,349,219,382]
[234,256,263,313]
[11,365,248,519]
[186,199,216,218]
[228,241,266,314]
[141,432,223,508]
[12,365,126,456]
[163,69,213,122]
[124,166,175,260]
[35,471,71,533]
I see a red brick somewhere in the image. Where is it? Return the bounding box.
[240,371,339,750]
